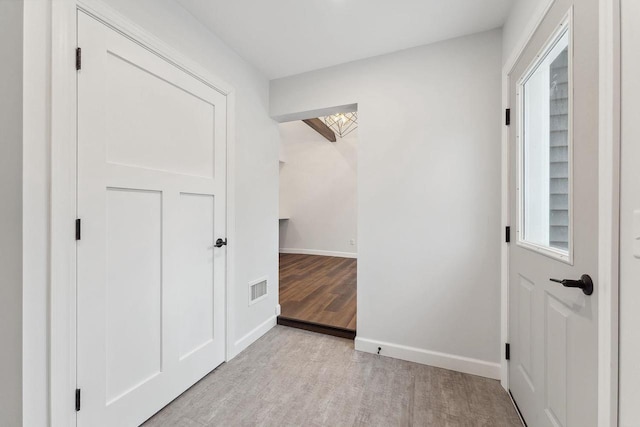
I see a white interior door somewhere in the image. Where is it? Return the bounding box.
[76,11,227,427]
[508,1,598,426]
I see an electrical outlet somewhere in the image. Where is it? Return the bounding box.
[349,239,356,246]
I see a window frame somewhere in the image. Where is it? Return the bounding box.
[515,12,574,265]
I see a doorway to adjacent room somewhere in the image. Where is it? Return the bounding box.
[277,112,358,339]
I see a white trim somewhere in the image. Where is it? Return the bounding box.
[279,248,357,258]
[515,12,574,266]
[501,0,558,392]
[50,1,79,425]
[232,315,277,356]
[597,0,621,426]
[514,239,572,264]
[501,76,510,389]
[355,337,501,380]
[225,91,237,363]
[50,1,237,424]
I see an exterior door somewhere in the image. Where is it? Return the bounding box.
[508,1,598,426]
[76,11,227,426]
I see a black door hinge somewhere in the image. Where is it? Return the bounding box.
[76,47,82,70]
[505,226,511,243]
[75,388,81,411]
[75,219,81,241]
[505,108,511,126]
[505,343,511,361]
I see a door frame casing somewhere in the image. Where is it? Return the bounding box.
[50,1,237,425]
[500,1,621,426]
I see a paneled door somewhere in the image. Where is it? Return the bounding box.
[76,11,227,426]
[508,1,598,426]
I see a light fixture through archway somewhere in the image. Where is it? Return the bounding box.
[323,112,357,138]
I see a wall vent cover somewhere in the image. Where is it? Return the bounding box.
[249,278,268,305]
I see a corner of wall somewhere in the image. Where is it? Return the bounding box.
[229,315,277,360]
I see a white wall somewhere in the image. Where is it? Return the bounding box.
[619,0,640,424]
[22,0,280,422]
[502,0,550,65]
[271,29,503,376]
[279,121,358,257]
[0,1,24,425]
[22,1,50,425]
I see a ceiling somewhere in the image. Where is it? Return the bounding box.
[176,0,514,79]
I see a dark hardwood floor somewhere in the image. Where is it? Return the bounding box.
[279,253,356,331]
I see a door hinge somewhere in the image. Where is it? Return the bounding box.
[76,47,82,71]
[505,226,511,243]
[505,343,511,361]
[75,388,81,411]
[75,219,81,241]
[505,108,511,126]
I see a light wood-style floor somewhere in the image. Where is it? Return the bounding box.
[279,253,357,330]
[143,326,522,426]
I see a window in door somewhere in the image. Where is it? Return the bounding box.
[518,24,571,262]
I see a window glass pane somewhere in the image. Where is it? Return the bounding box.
[521,30,570,253]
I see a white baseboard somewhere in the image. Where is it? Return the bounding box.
[355,337,501,380]
[230,315,277,360]
[279,248,357,258]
